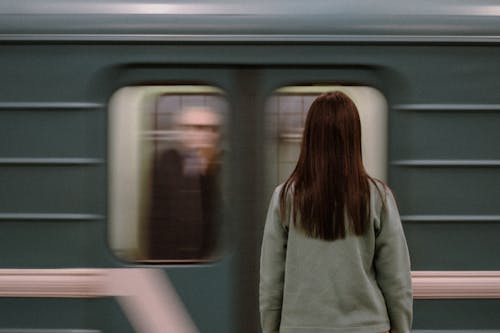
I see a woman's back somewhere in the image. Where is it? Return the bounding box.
[261,182,411,332]
[259,92,412,333]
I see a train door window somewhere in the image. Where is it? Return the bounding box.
[109,85,227,263]
[266,85,388,191]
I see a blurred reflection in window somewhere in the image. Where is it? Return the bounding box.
[149,105,222,260]
[109,86,226,262]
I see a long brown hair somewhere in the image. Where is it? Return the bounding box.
[279,91,373,240]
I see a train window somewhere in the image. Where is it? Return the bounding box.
[109,85,227,263]
[266,85,387,190]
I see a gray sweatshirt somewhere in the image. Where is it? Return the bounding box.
[259,181,412,333]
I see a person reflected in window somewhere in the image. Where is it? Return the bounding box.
[149,106,221,260]
[259,92,412,333]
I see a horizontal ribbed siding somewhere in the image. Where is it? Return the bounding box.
[0,103,105,218]
[390,104,500,270]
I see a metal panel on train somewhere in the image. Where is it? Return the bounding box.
[1,1,500,332]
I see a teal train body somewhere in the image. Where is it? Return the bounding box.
[0,1,500,332]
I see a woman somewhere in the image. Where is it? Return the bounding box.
[259,91,412,333]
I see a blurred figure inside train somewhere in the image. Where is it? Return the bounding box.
[148,106,221,260]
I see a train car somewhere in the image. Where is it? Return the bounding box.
[1,1,500,332]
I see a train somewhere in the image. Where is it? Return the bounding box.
[1,0,500,332]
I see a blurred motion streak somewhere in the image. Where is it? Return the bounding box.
[0,268,199,333]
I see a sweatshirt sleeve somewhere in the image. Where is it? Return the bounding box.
[259,187,288,333]
[374,188,413,333]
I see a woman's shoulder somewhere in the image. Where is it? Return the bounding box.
[272,182,294,198]
[274,183,285,193]
[268,184,284,207]
[369,177,391,197]
[368,178,400,221]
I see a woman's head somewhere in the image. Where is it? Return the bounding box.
[280,91,371,240]
[301,91,363,179]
